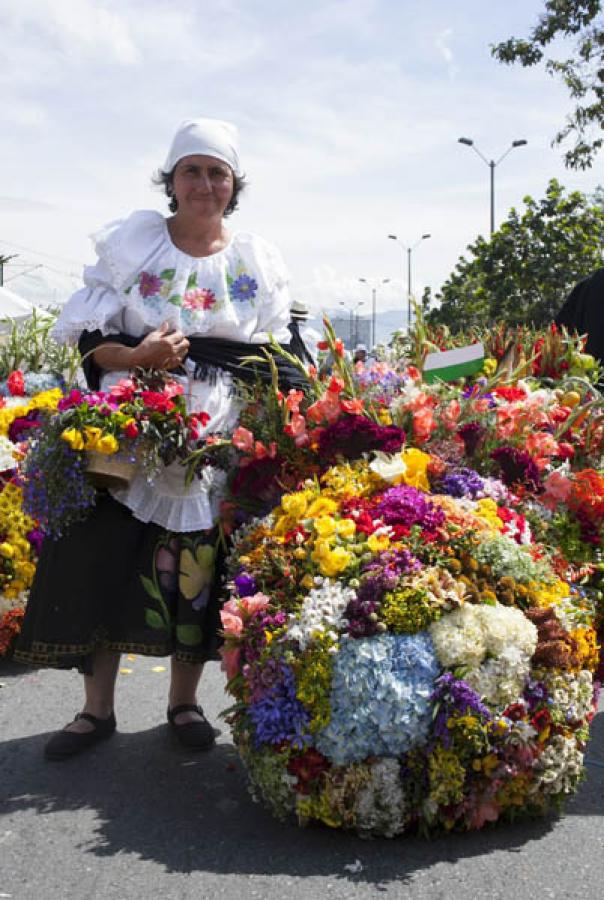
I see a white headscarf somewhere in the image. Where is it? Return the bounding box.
[163,117,242,176]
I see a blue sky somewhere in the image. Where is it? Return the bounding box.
[1,0,601,320]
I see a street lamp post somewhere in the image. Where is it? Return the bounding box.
[387,234,431,330]
[339,300,364,350]
[458,137,528,235]
[358,277,390,349]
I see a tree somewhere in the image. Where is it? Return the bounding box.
[492,1,604,169]
[427,179,604,330]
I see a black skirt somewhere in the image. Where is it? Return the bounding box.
[14,492,224,674]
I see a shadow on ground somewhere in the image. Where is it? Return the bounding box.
[1,665,603,889]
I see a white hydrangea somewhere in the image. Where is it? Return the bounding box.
[286,579,355,650]
[531,734,584,795]
[354,758,408,838]
[430,603,538,708]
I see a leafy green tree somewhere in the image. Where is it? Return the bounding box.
[492,1,604,169]
[428,179,604,330]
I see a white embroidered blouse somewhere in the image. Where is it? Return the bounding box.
[53,210,292,532]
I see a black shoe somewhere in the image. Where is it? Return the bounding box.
[167,704,215,751]
[44,712,117,761]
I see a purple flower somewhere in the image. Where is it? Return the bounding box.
[436,467,484,499]
[248,663,310,749]
[8,409,42,443]
[230,274,258,302]
[375,484,445,530]
[139,271,163,298]
[430,674,492,748]
[57,390,84,411]
[523,678,548,712]
[235,572,257,597]
[26,528,45,555]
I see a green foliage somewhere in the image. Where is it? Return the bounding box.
[0,309,79,380]
[492,1,604,169]
[427,180,604,330]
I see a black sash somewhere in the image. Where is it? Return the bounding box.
[78,330,309,393]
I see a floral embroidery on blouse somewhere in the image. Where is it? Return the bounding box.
[126,261,259,316]
[228,272,258,302]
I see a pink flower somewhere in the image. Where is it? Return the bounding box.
[109,378,136,402]
[469,800,500,830]
[240,593,270,615]
[220,610,243,636]
[284,412,309,447]
[285,389,305,413]
[340,398,365,415]
[542,470,572,509]
[254,440,278,459]
[442,399,461,431]
[232,426,254,452]
[183,287,217,311]
[220,646,241,680]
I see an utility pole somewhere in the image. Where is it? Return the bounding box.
[0,254,18,287]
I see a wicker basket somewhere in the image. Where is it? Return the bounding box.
[86,451,138,490]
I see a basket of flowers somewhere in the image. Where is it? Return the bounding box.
[19,370,210,538]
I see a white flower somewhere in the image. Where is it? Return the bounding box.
[369,451,406,484]
[354,758,408,837]
[286,580,355,650]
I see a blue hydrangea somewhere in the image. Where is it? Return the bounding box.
[316,633,439,765]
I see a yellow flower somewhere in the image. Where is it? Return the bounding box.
[306,497,339,519]
[314,516,337,539]
[482,357,497,376]
[95,434,119,455]
[400,448,431,491]
[281,491,310,519]
[367,532,391,553]
[273,514,297,536]
[337,518,356,539]
[0,542,15,558]
[61,428,85,451]
[378,409,392,425]
[316,546,352,578]
[179,543,215,601]
[301,574,315,590]
[83,426,103,450]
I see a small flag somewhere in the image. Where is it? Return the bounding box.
[423,343,484,384]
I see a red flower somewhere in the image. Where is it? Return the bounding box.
[531,708,552,732]
[123,420,139,439]
[7,370,25,396]
[140,391,175,413]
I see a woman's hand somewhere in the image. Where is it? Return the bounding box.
[130,322,190,370]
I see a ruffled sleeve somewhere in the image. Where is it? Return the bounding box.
[52,210,167,346]
[51,256,125,346]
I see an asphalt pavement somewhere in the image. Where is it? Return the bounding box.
[1,656,603,900]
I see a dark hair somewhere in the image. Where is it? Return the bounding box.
[152,166,247,217]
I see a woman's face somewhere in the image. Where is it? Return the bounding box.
[171,154,234,219]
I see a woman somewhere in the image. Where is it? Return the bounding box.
[15,117,303,760]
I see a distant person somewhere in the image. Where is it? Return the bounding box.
[555,268,604,363]
[288,300,321,367]
[353,343,367,365]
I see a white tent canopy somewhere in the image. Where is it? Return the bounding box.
[0,285,52,330]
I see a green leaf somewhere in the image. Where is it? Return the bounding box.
[145,608,168,630]
[160,268,176,280]
[176,623,203,646]
[186,272,198,289]
[140,574,162,601]
[168,294,182,306]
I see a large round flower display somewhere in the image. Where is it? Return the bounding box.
[221,450,599,837]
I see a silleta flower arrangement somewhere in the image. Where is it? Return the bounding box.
[20,370,210,538]
[221,450,600,836]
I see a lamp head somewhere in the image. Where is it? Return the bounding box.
[387,234,397,240]
[512,139,527,147]
[458,137,473,146]
[421,233,431,240]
